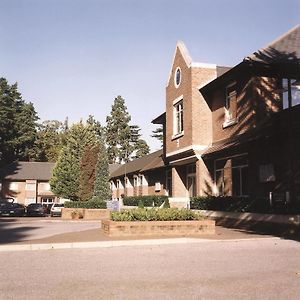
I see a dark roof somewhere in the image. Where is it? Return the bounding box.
[216,66,231,77]
[0,162,55,180]
[151,112,166,125]
[109,164,121,175]
[201,25,300,94]
[110,149,165,178]
[245,25,300,64]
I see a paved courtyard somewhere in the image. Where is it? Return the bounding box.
[0,238,300,299]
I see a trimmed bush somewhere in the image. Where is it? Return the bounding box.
[65,199,106,209]
[110,208,202,221]
[123,195,168,207]
[190,196,271,213]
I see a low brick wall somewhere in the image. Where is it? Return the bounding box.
[102,219,215,237]
[62,208,110,220]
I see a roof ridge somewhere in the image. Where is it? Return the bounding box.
[246,24,300,60]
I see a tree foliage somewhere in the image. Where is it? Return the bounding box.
[0,78,38,167]
[50,118,103,200]
[78,144,100,201]
[106,96,150,162]
[106,96,131,163]
[151,126,163,147]
[93,141,111,201]
[34,120,67,162]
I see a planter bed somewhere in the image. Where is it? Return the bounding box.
[102,219,215,237]
[62,208,110,220]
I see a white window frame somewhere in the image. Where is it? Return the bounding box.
[223,82,238,127]
[282,78,300,109]
[133,175,140,187]
[26,183,36,191]
[173,98,184,138]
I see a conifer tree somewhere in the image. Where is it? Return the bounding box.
[78,144,100,201]
[106,96,131,163]
[50,120,102,200]
[134,139,150,159]
[151,126,164,147]
[93,141,111,201]
[0,78,38,166]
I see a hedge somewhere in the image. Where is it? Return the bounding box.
[190,196,271,213]
[64,199,107,209]
[111,208,202,221]
[122,195,168,207]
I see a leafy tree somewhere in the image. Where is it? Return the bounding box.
[35,120,66,162]
[151,126,163,147]
[0,78,38,166]
[78,144,100,201]
[50,119,102,200]
[106,96,132,163]
[93,141,111,201]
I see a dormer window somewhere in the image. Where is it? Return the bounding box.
[223,82,237,128]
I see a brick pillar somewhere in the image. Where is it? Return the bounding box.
[197,158,214,196]
[172,166,187,197]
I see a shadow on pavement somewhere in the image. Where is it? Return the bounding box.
[216,218,300,242]
[0,218,41,244]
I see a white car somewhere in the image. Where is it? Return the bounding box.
[50,203,64,217]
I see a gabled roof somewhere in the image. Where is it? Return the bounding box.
[201,25,300,94]
[245,24,300,64]
[110,149,165,178]
[0,161,55,180]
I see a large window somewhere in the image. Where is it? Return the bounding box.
[174,100,184,135]
[215,154,248,197]
[224,83,237,126]
[282,78,300,109]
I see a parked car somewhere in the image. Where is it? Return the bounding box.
[26,203,46,217]
[0,202,26,217]
[50,203,64,217]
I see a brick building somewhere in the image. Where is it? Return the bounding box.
[111,25,300,207]
[0,161,59,206]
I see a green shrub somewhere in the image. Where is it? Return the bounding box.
[163,198,170,208]
[190,196,271,213]
[65,199,106,209]
[123,195,168,207]
[110,208,202,221]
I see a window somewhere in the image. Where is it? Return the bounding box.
[282,78,300,109]
[224,83,237,126]
[40,183,50,191]
[173,100,184,135]
[215,154,248,197]
[155,182,161,192]
[26,183,36,191]
[9,182,18,191]
[174,67,181,87]
[133,176,140,187]
[116,179,123,189]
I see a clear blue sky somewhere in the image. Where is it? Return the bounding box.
[0,0,298,150]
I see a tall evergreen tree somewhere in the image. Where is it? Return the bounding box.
[106,96,131,163]
[78,144,100,201]
[93,141,111,201]
[0,78,38,166]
